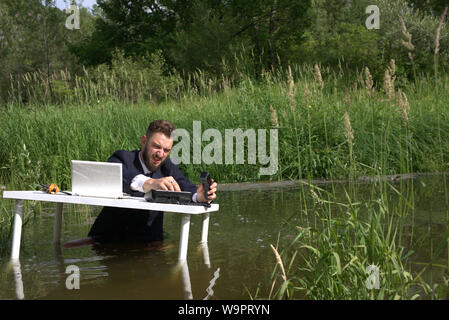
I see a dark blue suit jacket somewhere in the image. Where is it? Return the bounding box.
[88,150,197,243]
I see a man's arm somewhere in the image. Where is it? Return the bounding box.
[125,157,217,202]
[106,150,142,196]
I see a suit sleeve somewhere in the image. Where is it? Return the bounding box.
[107,150,139,195]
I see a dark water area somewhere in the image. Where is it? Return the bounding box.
[1,174,448,300]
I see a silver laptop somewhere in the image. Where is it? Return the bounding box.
[71,160,123,198]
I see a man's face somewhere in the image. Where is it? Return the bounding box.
[141,132,173,172]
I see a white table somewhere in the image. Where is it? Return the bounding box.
[2,191,219,262]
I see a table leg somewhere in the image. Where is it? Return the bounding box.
[178,214,191,261]
[10,260,25,300]
[11,200,24,261]
[179,260,193,300]
[200,211,210,244]
[201,243,211,268]
[53,203,63,244]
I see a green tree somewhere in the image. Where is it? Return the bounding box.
[69,0,312,77]
[70,0,179,66]
[407,0,449,16]
[374,0,449,79]
[0,0,92,103]
[228,0,312,70]
[297,0,379,68]
[167,0,247,77]
[0,0,46,100]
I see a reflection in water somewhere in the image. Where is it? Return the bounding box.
[10,260,24,300]
[32,241,218,300]
[201,243,211,268]
[179,261,192,299]
[204,267,220,300]
[55,243,180,299]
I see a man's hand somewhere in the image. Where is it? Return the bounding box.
[196,179,217,203]
[142,176,181,192]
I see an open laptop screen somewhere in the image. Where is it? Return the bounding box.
[71,160,123,198]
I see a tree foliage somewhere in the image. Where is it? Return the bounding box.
[70,0,312,76]
[1,0,449,105]
[0,0,95,102]
[407,0,449,16]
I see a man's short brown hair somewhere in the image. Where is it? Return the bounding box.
[146,120,176,139]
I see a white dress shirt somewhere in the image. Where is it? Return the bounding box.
[130,151,198,202]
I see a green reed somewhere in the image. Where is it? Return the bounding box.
[262,64,449,298]
[265,178,449,300]
[2,67,449,186]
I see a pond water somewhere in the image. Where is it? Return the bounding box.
[1,174,448,300]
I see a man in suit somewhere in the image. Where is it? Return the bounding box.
[64,120,217,247]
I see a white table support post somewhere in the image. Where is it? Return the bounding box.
[53,203,63,244]
[10,260,25,300]
[11,200,24,261]
[201,243,211,268]
[178,214,191,261]
[178,210,211,261]
[200,212,210,244]
[180,260,193,300]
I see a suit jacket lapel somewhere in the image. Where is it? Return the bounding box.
[134,150,145,174]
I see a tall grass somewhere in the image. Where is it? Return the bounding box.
[257,59,449,299]
[265,179,449,300]
[5,48,259,106]
[7,50,185,105]
[2,63,449,188]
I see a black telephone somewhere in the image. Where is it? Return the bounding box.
[143,172,213,208]
[144,189,193,204]
[200,171,212,201]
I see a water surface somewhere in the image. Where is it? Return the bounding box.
[1,175,448,299]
